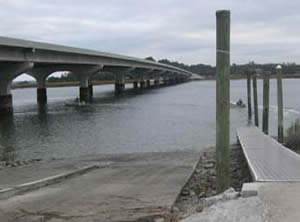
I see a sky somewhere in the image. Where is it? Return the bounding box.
[1,0,300,80]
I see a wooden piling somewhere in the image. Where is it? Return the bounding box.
[253,72,259,127]
[216,10,230,193]
[276,65,284,143]
[262,72,270,134]
[246,71,252,121]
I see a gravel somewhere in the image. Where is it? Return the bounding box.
[172,144,253,220]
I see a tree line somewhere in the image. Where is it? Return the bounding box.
[46,58,300,82]
[146,58,300,76]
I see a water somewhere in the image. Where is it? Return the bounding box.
[1,79,300,161]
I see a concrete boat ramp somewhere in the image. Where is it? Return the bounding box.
[0,150,200,222]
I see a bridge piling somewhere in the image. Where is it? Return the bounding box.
[114,73,125,94]
[35,76,47,104]
[163,78,169,86]
[0,94,13,115]
[154,78,159,88]
[0,62,34,114]
[216,9,231,193]
[146,79,151,88]
[78,75,91,102]
[88,84,93,98]
[133,80,138,89]
[139,80,145,89]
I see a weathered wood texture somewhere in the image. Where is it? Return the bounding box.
[252,74,259,127]
[277,68,284,143]
[262,72,270,134]
[216,10,230,193]
[237,126,300,182]
[247,72,252,120]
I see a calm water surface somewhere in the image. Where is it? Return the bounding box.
[1,80,300,161]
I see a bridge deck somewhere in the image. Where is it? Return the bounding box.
[237,126,300,182]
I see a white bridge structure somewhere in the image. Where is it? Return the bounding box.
[0,36,193,114]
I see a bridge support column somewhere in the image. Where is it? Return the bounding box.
[79,75,90,102]
[115,73,125,94]
[0,62,34,115]
[139,80,145,89]
[163,78,169,86]
[88,78,94,98]
[133,81,138,89]
[154,78,160,87]
[146,79,151,88]
[36,76,47,104]
[89,84,93,98]
[72,65,102,102]
[0,93,13,115]
[170,78,175,85]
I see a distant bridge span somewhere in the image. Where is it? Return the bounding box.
[0,36,193,114]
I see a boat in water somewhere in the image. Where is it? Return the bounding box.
[64,98,88,107]
[230,99,246,108]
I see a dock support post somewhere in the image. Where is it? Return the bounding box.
[246,71,252,121]
[276,65,284,143]
[262,72,270,134]
[253,72,259,127]
[216,10,230,193]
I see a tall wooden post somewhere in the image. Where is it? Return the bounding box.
[246,71,252,121]
[276,65,284,143]
[262,71,270,134]
[253,71,259,127]
[216,10,230,193]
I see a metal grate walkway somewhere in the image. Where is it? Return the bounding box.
[237,126,300,182]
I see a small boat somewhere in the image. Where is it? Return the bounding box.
[230,100,246,108]
[64,97,87,107]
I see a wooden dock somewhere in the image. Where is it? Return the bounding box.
[237,126,300,182]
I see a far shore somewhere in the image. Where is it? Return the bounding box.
[11,74,300,90]
[12,80,130,90]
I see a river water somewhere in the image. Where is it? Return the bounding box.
[0,80,300,161]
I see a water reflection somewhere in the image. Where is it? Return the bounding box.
[0,80,299,161]
[0,115,16,162]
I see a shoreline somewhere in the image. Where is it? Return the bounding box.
[12,74,300,90]
[11,80,122,89]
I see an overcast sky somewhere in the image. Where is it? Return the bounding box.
[1,0,300,79]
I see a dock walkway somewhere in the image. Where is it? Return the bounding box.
[237,126,300,182]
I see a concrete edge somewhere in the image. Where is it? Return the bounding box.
[240,182,264,198]
[0,163,110,200]
[171,153,202,211]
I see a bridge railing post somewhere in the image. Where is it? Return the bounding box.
[262,71,270,134]
[276,65,284,143]
[216,9,230,193]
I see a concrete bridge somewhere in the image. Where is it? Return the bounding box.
[0,36,193,114]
